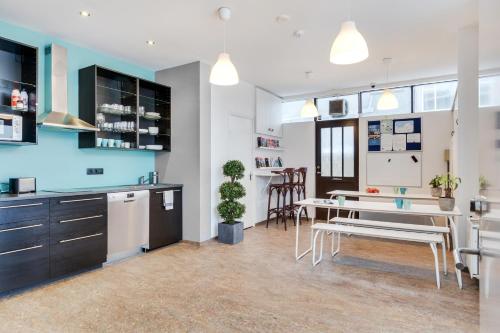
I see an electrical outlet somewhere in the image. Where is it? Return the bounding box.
[87,168,104,175]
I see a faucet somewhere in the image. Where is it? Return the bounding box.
[138,176,148,185]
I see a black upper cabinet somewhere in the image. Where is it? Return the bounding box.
[78,65,171,152]
[0,36,38,145]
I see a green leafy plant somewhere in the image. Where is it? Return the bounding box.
[217,160,246,224]
[479,175,489,190]
[442,174,461,198]
[429,175,444,188]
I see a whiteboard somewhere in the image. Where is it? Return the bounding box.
[366,152,422,187]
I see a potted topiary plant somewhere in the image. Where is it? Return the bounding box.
[438,173,461,211]
[217,160,246,244]
[429,175,443,198]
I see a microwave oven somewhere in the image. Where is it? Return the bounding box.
[0,114,22,141]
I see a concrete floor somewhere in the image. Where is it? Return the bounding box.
[0,221,478,333]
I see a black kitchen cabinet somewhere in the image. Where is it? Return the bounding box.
[0,199,50,293]
[78,65,171,151]
[49,195,107,278]
[0,36,38,145]
[148,188,182,250]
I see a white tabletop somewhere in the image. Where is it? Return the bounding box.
[327,190,438,201]
[295,198,461,217]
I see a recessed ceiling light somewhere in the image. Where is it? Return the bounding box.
[293,30,305,39]
[146,40,156,46]
[79,10,91,17]
[276,14,291,24]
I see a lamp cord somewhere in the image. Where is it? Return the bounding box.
[223,21,227,53]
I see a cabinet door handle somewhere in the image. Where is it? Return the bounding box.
[59,215,103,224]
[124,199,136,203]
[0,224,43,233]
[155,190,181,194]
[59,197,103,204]
[59,233,103,244]
[0,245,43,256]
[0,202,44,209]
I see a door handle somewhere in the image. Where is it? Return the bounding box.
[124,199,136,203]
[0,202,44,209]
[332,178,343,181]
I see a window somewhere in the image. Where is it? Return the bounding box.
[479,75,500,108]
[361,87,411,115]
[281,99,308,123]
[316,94,359,119]
[414,81,457,113]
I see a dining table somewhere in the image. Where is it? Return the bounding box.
[294,198,463,286]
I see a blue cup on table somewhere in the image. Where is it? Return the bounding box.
[337,195,346,206]
[400,187,408,195]
[395,198,404,209]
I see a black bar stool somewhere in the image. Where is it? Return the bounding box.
[266,168,296,230]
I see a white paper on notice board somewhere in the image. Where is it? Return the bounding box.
[394,120,414,133]
[381,134,393,151]
[407,133,421,143]
[392,134,406,151]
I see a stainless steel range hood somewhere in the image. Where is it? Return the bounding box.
[37,44,98,132]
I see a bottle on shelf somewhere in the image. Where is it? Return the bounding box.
[11,89,20,110]
[20,89,29,111]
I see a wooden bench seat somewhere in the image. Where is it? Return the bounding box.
[310,222,447,288]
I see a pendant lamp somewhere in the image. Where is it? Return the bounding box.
[210,7,239,86]
[330,20,369,65]
[377,58,399,110]
[300,99,319,118]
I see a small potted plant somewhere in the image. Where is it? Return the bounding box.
[429,175,443,198]
[479,175,489,191]
[439,173,461,211]
[217,160,246,244]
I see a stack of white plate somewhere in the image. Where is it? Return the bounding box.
[146,145,163,150]
[144,112,161,120]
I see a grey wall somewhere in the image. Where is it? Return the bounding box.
[155,62,202,242]
[155,62,213,242]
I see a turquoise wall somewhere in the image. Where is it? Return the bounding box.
[0,20,156,190]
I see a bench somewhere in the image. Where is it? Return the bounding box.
[331,217,450,234]
[311,222,447,288]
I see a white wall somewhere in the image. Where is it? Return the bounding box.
[211,81,256,237]
[479,107,500,199]
[282,122,316,218]
[359,111,453,223]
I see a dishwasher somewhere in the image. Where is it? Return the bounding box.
[107,190,149,263]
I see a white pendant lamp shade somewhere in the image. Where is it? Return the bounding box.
[210,7,239,86]
[300,99,319,118]
[377,89,399,110]
[210,52,239,86]
[330,21,369,65]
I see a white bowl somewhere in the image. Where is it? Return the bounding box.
[148,127,159,135]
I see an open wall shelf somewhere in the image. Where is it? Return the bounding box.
[78,65,171,152]
[0,36,38,145]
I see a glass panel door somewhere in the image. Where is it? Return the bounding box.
[315,119,359,219]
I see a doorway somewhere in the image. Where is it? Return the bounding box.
[315,118,359,220]
[228,115,255,229]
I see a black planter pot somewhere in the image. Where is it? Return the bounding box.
[218,221,244,244]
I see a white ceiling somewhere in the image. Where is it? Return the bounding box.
[0,0,495,97]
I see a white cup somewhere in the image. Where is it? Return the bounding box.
[108,139,115,148]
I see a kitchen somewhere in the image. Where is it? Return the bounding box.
[0,1,499,332]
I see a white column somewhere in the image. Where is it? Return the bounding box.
[454,24,479,247]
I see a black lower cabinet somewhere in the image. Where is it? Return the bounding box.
[49,196,108,278]
[148,188,182,250]
[0,200,50,294]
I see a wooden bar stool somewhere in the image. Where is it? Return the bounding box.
[294,167,309,221]
[266,168,296,230]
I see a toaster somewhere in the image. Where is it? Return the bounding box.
[9,177,36,194]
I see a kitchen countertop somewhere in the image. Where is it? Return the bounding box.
[0,183,183,202]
